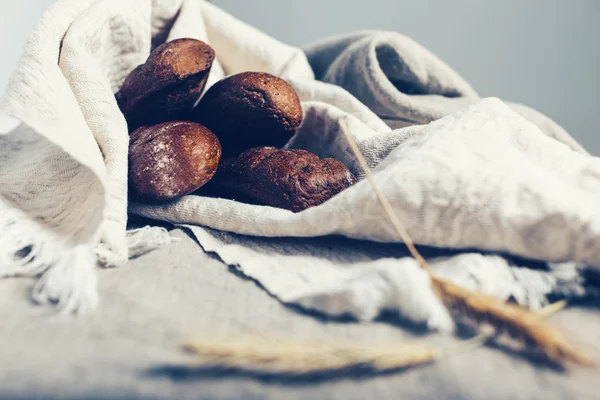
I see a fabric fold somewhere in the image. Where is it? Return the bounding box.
[0,0,596,325]
[304,30,587,154]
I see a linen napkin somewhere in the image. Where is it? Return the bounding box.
[0,0,595,328]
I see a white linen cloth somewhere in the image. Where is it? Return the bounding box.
[0,0,596,329]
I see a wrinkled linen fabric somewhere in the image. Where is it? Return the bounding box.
[303,30,588,154]
[0,0,596,328]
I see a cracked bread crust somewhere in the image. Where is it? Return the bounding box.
[116,38,215,132]
[206,147,356,212]
[129,121,221,203]
[192,72,303,156]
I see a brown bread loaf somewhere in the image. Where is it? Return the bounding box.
[129,121,221,203]
[116,38,215,131]
[205,147,356,212]
[192,72,303,156]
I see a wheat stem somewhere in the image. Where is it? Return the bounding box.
[441,300,570,357]
[536,300,566,318]
[183,337,441,373]
[339,118,430,272]
[181,301,569,374]
[337,117,592,366]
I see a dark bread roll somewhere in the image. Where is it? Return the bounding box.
[192,72,303,156]
[129,121,221,203]
[206,147,356,212]
[116,38,215,131]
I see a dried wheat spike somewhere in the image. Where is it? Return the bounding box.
[183,337,440,374]
[337,117,594,368]
[432,274,593,366]
[181,302,568,374]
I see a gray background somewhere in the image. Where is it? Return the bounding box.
[1,0,598,153]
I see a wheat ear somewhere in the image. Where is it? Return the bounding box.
[182,302,566,374]
[183,337,440,373]
[337,117,593,366]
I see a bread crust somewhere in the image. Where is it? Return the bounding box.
[193,72,303,156]
[129,121,221,203]
[205,147,356,212]
[117,38,215,131]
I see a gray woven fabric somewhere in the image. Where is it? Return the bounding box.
[129,2,600,330]
[1,2,599,398]
[1,0,596,326]
[134,97,600,329]
[303,30,588,154]
[185,225,587,332]
[1,228,599,400]
[130,20,600,329]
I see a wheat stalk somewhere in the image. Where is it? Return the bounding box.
[183,302,567,374]
[337,117,593,367]
[183,337,440,373]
